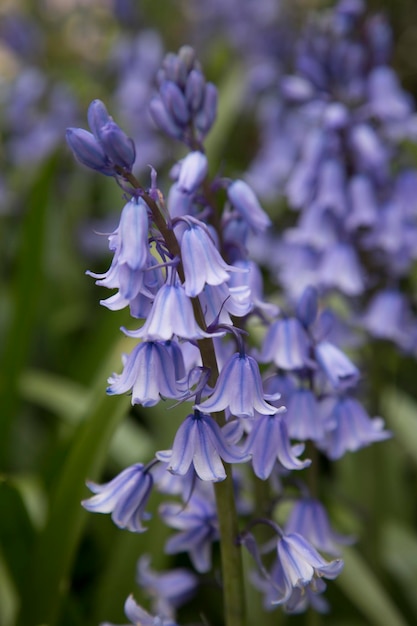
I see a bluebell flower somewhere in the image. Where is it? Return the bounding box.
[160,483,219,572]
[195,352,280,418]
[319,396,391,460]
[361,288,416,350]
[319,243,364,296]
[124,275,222,341]
[176,217,238,297]
[296,286,318,329]
[156,410,250,482]
[107,341,183,406]
[198,281,253,326]
[66,128,114,176]
[243,412,311,479]
[285,498,354,556]
[227,179,271,232]
[273,532,344,606]
[137,555,198,619]
[177,151,208,192]
[116,197,150,271]
[259,317,313,371]
[314,341,360,391]
[284,388,327,442]
[82,463,153,532]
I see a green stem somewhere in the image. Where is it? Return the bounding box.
[121,169,246,626]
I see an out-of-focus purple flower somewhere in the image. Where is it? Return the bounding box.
[157,410,250,482]
[259,317,313,371]
[195,352,280,418]
[227,180,271,232]
[319,396,391,460]
[107,341,183,406]
[177,151,208,192]
[103,594,178,626]
[284,388,328,442]
[296,286,318,329]
[314,341,360,391]
[67,99,136,175]
[137,555,198,619]
[285,498,354,556]
[160,483,219,572]
[82,463,153,532]
[361,289,417,350]
[243,412,310,479]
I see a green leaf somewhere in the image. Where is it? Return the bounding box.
[382,521,417,616]
[337,547,408,626]
[382,387,417,466]
[0,549,18,626]
[16,338,140,626]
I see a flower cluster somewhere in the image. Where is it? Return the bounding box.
[68,41,392,625]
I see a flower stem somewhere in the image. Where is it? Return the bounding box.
[214,467,247,626]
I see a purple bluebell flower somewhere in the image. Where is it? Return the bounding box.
[284,388,327,442]
[198,281,253,326]
[176,217,238,297]
[82,463,153,532]
[195,351,280,418]
[274,532,344,606]
[244,412,311,479]
[124,274,221,341]
[160,483,219,572]
[296,286,318,329]
[137,555,198,618]
[107,341,183,406]
[319,396,391,460]
[314,341,360,391]
[156,410,250,482]
[259,317,313,371]
[361,289,416,350]
[285,498,354,556]
[227,179,271,232]
[66,128,114,176]
[177,151,208,192]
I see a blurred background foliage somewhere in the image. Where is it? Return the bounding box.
[1,1,417,625]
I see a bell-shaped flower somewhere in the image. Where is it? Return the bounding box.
[319,243,365,296]
[285,498,355,556]
[195,352,280,418]
[227,179,271,232]
[244,412,311,479]
[318,396,391,460]
[314,341,360,390]
[198,281,252,326]
[177,151,208,193]
[176,217,237,297]
[160,483,219,572]
[117,197,150,271]
[107,341,183,406]
[82,463,153,532]
[259,317,313,371]
[274,532,344,606]
[284,388,328,442]
[296,286,318,329]
[156,410,250,482]
[124,276,221,341]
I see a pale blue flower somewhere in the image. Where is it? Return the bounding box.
[177,217,237,297]
[177,151,208,192]
[259,317,313,370]
[285,498,354,556]
[227,179,271,232]
[82,463,153,532]
[244,412,311,479]
[156,410,250,482]
[319,396,391,459]
[124,276,221,341]
[160,483,219,572]
[284,388,328,442]
[107,341,183,406]
[315,341,360,390]
[195,352,280,418]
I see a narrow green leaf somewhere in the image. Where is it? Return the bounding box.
[382,387,417,466]
[0,549,18,626]
[337,547,408,626]
[17,338,135,626]
[0,158,56,465]
[382,521,417,616]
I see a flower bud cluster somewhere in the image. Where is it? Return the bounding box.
[150,45,218,148]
